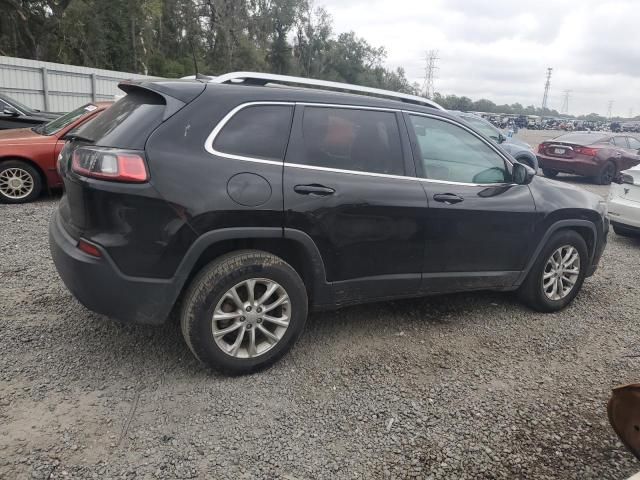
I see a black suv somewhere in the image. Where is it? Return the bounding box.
[50,73,608,374]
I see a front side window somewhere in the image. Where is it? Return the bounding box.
[462,115,500,142]
[213,105,293,161]
[409,115,509,184]
[613,136,629,148]
[627,137,640,150]
[297,107,404,175]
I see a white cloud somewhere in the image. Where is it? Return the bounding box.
[321,0,640,116]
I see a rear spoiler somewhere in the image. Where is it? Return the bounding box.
[118,80,206,121]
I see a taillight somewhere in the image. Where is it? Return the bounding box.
[574,146,599,157]
[72,147,148,183]
[538,143,546,153]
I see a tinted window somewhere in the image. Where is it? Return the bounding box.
[0,99,9,111]
[298,107,404,175]
[628,137,640,150]
[214,105,293,161]
[78,90,165,149]
[613,136,629,148]
[409,115,509,184]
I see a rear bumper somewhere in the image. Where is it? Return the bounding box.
[49,210,178,325]
[537,154,600,176]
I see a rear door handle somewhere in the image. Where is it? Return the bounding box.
[433,193,464,205]
[294,184,335,196]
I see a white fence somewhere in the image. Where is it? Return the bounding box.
[0,56,158,113]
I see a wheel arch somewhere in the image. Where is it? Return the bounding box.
[171,228,329,315]
[515,219,598,287]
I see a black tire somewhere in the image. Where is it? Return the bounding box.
[542,168,558,178]
[612,223,640,238]
[0,160,42,204]
[180,250,308,375]
[518,230,588,313]
[596,161,616,185]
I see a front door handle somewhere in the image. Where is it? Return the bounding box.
[294,184,336,196]
[433,193,464,205]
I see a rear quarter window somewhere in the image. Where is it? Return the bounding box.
[76,89,167,149]
[212,105,294,161]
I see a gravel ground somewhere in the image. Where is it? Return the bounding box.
[1,175,640,479]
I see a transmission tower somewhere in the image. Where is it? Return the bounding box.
[541,67,553,112]
[607,100,614,120]
[560,90,571,115]
[421,50,439,99]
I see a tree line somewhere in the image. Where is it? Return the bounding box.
[0,0,414,93]
[0,0,630,120]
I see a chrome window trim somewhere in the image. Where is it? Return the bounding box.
[204,101,516,188]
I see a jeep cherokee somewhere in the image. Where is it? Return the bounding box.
[49,73,609,374]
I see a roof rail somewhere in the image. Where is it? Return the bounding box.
[210,71,445,111]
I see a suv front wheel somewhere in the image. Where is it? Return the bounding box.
[180,250,308,375]
[518,230,588,312]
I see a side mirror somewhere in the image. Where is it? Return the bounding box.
[497,133,506,144]
[3,107,19,116]
[512,162,535,185]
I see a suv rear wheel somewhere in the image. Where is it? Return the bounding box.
[518,230,588,312]
[180,250,308,375]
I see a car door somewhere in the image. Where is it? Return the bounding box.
[404,112,538,293]
[0,98,21,130]
[283,104,428,299]
[620,137,640,169]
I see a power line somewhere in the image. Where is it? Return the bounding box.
[560,90,571,115]
[421,50,439,99]
[541,67,552,112]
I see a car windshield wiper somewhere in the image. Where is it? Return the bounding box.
[64,133,94,143]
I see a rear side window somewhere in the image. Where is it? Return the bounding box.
[77,89,166,149]
[213,105,293,161]
[297,107,404,175]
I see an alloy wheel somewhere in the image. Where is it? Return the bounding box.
[0,167,34,200]
[212,278,291,358]
[542,245,581,301]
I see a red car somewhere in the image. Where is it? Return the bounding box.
[0,102,111,203]
[537,132,640,185]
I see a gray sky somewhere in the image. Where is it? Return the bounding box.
[321,0,639,116]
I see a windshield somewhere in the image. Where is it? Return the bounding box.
[0,95,34,114]
[36,104,97,136]
[462,115,501,142]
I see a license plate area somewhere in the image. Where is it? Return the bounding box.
[554,148,566,155]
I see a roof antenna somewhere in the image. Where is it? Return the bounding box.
[187,35,208,81]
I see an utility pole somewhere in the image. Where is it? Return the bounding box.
[421,50,439,99]
[607,100,614,120]
[560,90,571,115]
[541,67,552,113]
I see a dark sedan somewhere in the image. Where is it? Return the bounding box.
[537,132,640,184]
[0,93,60,130]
